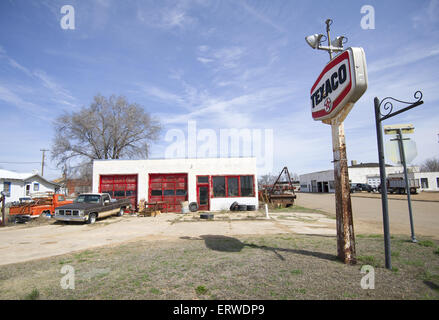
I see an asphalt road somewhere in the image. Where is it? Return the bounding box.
[296,192,439,239]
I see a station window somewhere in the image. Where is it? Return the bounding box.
[197,176,209,184]
[212,175,254,198]
[33,183,39,191]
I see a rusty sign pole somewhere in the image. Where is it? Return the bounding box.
[324,110,356,264]
[323,19,356,264]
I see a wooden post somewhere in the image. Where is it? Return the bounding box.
[324,108,357,264]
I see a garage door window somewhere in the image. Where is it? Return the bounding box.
[114,190,125,197]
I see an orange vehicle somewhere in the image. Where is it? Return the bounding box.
[9,194,73,218]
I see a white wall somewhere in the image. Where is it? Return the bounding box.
[413,172,439,191]
[23,176,58,197]
[93,158,258,211]
[0,179,24,203]
[299,166,419,193]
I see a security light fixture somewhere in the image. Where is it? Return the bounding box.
[305,34,326,49]
[305,19,347,60]
[331,36,347,50]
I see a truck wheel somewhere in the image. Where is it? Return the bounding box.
[87,213,97,224]
[117,208,124,217]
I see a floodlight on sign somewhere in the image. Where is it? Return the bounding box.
[331,36,347,50]
[305,34,325,49]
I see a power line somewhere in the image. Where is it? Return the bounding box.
[0,161,41,164]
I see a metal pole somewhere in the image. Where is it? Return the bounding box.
[396,129,417,243]
[325,19,333,60]
[1,194,5,227]
[374,97,392,269]
[40,149,49,177]
[331,119,356,264]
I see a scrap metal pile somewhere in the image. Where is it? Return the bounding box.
[258,167,297,208]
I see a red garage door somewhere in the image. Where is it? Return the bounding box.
[99,174,138,209]
[149,173,188,212]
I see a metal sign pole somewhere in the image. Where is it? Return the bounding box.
[395,129,417,243]
[374,97,392,269]
[373,91,423,270]
[328,113,356,264]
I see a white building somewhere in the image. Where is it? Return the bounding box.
[299,162,439,193]
[92,157,258,212]
[0,169,61,203]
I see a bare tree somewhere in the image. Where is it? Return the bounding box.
[258,173,277,188]
[420,157,439,172]
[51,94,161,167]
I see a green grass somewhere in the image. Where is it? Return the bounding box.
[195,285,208,295]
[149,288,160,295]
[24,289,39,300]
[418,240,435,248]
[290,269,303,275]
[357,255,378,267]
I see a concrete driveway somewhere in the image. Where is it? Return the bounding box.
[0,211,336,266]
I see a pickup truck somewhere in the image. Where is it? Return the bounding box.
[54,193,131,224]
[9,194,73,220]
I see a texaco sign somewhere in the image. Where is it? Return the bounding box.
[310,47,368,121]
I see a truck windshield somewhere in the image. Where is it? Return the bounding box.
[74,195,101,203]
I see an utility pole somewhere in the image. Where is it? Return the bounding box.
[40,149,49,177]
[1,192,5,227]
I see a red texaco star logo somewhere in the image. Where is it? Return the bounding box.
[324,97,332,112]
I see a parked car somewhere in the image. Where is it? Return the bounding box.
[54,193,131,224]
[350,183,356,193]
[353,183,375,192]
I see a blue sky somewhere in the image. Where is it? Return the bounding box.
[1,0,439,179]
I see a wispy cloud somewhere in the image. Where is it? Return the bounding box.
[412,0,439,29]
[0,46,78,111]
[136,83,186,107]
[237,0,286,33]
[0,85,50,120]
[368,45,439,74]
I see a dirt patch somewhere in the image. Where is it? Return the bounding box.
[0,233,438,300]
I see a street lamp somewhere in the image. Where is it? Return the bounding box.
[305,19,346,60]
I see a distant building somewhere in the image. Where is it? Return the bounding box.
[299,161,439,193]
[53,177,92,197]
[0,169,60,203]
